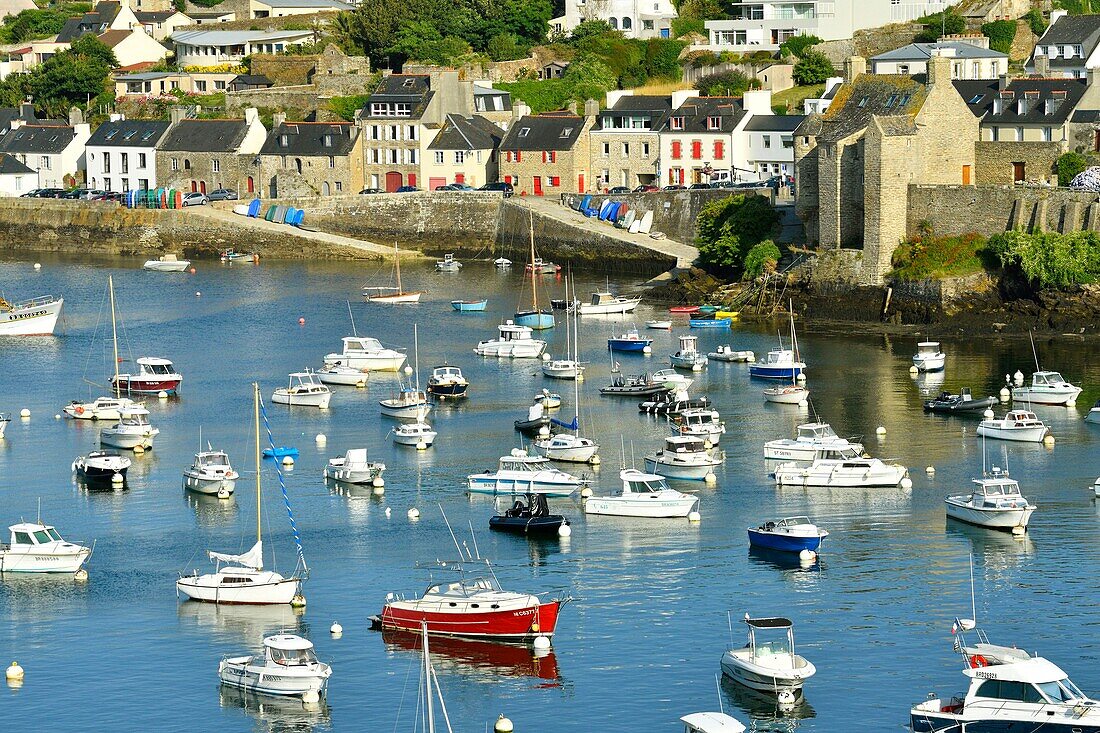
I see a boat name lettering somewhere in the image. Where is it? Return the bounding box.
[512,609,536,617]
[974,671,998,680]
[7,310,47,320]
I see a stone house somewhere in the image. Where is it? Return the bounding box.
[498,105,598,195]
[794,54,978,284]
[1026,11,1100,79]
[421,114,502,190]
[85,117,172,192]
[871,40,1008,80]
[0,113,91,188]
[259,117,364,198]
[590,91,671,190]
[660,90,772,185]
[156,108,267,195]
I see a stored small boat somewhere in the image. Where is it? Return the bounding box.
[675,408,725,443]
[773,456,907,487]
[474,321,547,358]
[608,327,652,352]
[467,449,586,496]
[669,305,699,314]
[219,249,254,262]
[526,257,560,275]
[0,520,92,573]
[316,363,368,387]
[584,468,700,518]
[600,372,670,396]
[976,410,1049,443]
[426,365,468,398]
[183,450,238,497]
[646,320,672,330]
[110,357,182,396]
[747,517,828,553]
[323,336,406,372]
[644,435,724,480]
[763,385,809,404]
[514,402,551,436]
[0,293,63,336]
[923,389,997,414]
[72,451,131,484]
[451,299,487,312]
[64,396,141,421]
[764,422,865,461]
[363,242,424,303]
[143,254,191,272]
[945,467,1035,532]
[689,317,731,328]
[489,493,569,536]
[218,634,331,701]
[715,310,739,320]
[393,421,437,447]
[100,405,159,450]
[670,334,707,371]
[912,341,945,372]
[1011,370,1082,406]
[721,616,815,699]
[272,372,331,409]
[707,345,754,362]
[323,448,385,485]
[436,253,462,272]
[638,391,710,416]
[578,291,640,315]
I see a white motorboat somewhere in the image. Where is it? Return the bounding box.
[426,365,468,398]
[976,410,1049,443]
[100,405,159,450]
[64,396,141,421]
[675,408,725,443]
[535,389,562,408]
[764,422,865,461]
[218,634,331,701]
[323,336,406,371]
[651,369,693,391]
[1011,370,1082,406]
[323,448,385,484]
[0,412,7,439]
[0,521,92,573]
[110,356,183,395]
[584,468,699,518]
[763,385,809,404]
[316,363,369,386]
[681,712,746,733]
[542,359,584,379]
[393,421,437,447]
[748,349,805,380]
[945,467,1035,532]
[912,341,945,372]
[721,616,815,700]
[436,253,462,272]
[272,372,332,409]
[494,257,512,268]
[646,320,672,330]
[72,451,131,484]
[0,293,63,336]
[670,334,707,371]
[577,291,641,315]
[1093,477,1100,497]
[467,449,586,496]
[773,456,907,487]
[644,435,724,480]
[1086,399,1100,424]
[379,388,431,419]
[363,241,424,303]
[183,450,238,497]
[143,254,191,272]
[534,432,599,463]
[707,345,754,362]
[474,321,547,358]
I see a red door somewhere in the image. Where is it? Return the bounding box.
[428,177,446,191]
[408,173,416,188]
[533,176,543,196]
[578,173,584,192]
[385,171,402,192]
[247,176,254,193]
[190,180,197,192]
[200,180,207,194]
[455,173,464,184]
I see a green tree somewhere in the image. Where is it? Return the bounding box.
[914,11,966,42]
[487,32,522,61]
[988,230,1100,289]
[1057,151,1090,187]
[25,36,116,114]
[793,48,834,85]
[695,194,781,275]
[569,19,612,42]
[778,34,821,59]
[1022,9,1047,36]
[501,0,551,43]
[0,9,68,43]
[562,54,616,104]
[981,19,1016,54]
[697,69,751,96]
[743,240,781,279]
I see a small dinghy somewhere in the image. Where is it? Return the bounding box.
[262,446,297,459]
[689,317,731,328]
[669,305,699,314]
[721,616,815,701]
[436,253,462,272]
[143,254,191,272]
[219,249,254,262]
[976,410,1049,443]
[323,448,385,485]
[393,421,436,447]
[316,363,368,387]
[747,517,828,553]
[707,345,754,362]
[272,372,331,409]
[0,520,92,573]
[645,320,672,330]
[514,401,551,436]
[489,493,569,536]
[763,385,809,405]
[451,299,487,312]
[945,466,1035,532]
[534,389,561,408]
[72,451,131,485]
[923,388,996,414]
[1085,399,1100,424]
[219,634,331,702]
[681,713,746,733]
[183,450,238,497]
[494,257,512,268]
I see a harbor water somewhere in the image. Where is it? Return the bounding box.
[2,254,1099,731]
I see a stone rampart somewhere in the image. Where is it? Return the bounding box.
[907,184,1100,238]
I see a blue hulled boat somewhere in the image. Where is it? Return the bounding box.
[451,299,488,312]
[748,348,805,379]
[747,517,827,553]
[689,317,732,328]
[608,327,652,352]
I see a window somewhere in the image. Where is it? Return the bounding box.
[103,153,111,173]
[1015,126,1024,142]
[103,177,110,191]
[560,127,572,138]
[121,178,128,190]
[454,151,465,164]
[706,116,720,130]
[184,159,191,170]
[434,151,444,164]
[336,182,342,192]
[622,143,630,156]
[975,680,1044,704]
[40,155,49,170]
[214,80,225,91]
[898,64,909,75]
[171,157,178,171]
[212,159,220,173]
[550,176,560,186]
[196,80,207,92]
[519,127,531,137]
[671,140,681,159]
[371,125,380,140]
[328,155,335,168]
[1042,127,1052,142]
[690,140,702,159]
[763,135,771,149]
[323,134,332,147]
[968,93,985,104]
[642,142,650,156]
[121,152,128,173]
[622,16,631,30]
[515,151,521,162]
[602,142,610,156]
[409,149,418,164]
[138,153,146,168]
[670,116,684,130]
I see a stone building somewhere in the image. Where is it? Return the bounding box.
[421,114,502,190]
[498,105,598,195]
[794,54,978,284]
[156,108,267,195]
[259,117,363,198]
[590,91,671,190]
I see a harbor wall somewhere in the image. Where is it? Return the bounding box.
[907,184,1100,238]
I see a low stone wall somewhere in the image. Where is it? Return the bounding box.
[975,141,1062,186]
[907,184,1100,238]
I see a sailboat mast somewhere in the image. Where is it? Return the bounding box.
[393,241,402,294]
[789,299,799,386]
[413,324,421,394]
[108,275,120,385]
[254,382,262,558]
[572,274,580,434]
[529,211,538,309]
[422,622,435,733]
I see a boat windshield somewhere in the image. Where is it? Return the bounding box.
[1038,678,1087,703]
[429,575,501,597]
[346,337,383,352]
[777,517,811,528]
[798,424,836,440]
[46,528,62,541]
[267,646,320,666]
[1036,371,1065,384]
[626,478,667,494]
[197,453,230,467]
[766,350,793,364]
[499,458,542,472]
[141,361,174,375]
[33,529,51,543]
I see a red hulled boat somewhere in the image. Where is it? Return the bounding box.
[110,357,183,395]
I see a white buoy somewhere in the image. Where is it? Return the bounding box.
[54,414,60,420]
[291,594,306,608]
[1014,370,1024,385]
[302,690,320,704]
[356,380,365,389]
[33,262,41,270]
[875,426,886,436]
[403,365,413,376]
[416,441,427,450]
[796,372,806,383]
[19,408,29,418]
[385,507,392,517]
[580,486,593,498]
[901,477,913,489]
[1011,526,1026,537]
[1043,434,1056,446]
[777,689,796,706]
[372,485,384,496]
[195,291,201,297]
[798,399,808,406]
[999,386,1011,401]
[217,486,231,499]
[688,510,701,522]
[983,408,995,419]
[532,636,551,651]
[372,476,384,487]
[589,454,601,465]
[1067,399,1077,407]
[157,391,168,400]
[558,523,571,538]
[798,549,816,562]
[642,345,652,354]
[111,473,124,485]
[538,426,550,437]
[704,472,717,485]
[6,662,24,681]
[909,365,918,375]
[330,622,343,635]
[74,568,88,581]
[495,715,515,733]
[925,466,935,475]
[408,507,420,520]
[281,455,294,467]
[133,445,145,455]
[541,353,551,362]
[315,433,327,445]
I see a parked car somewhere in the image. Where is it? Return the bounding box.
[77,189,105,200]
[608,186,631,194]
[58,189,85,199]
[207,188,238,201]
[711,180,737,189]
[450,183,475,191]
[688,182,713,190]
[478,181,514,197]
[633,184,659,193]
[93,191,123,202]
[663,184,687,191]
[394,185,419,193]
[20,189,41,198]
[182,192,209,206]
[359,188,383,195]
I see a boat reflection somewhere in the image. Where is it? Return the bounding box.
[218,685,330,732]
[944,521,1035,568]
[380,629,562,685]
[912,369,945,396]
[747,545,824,573]
[186,491,238,527]
[178,600,305,641]
[722,674,815,729]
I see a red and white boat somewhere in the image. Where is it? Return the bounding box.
[372,558,564,642]
[110,357,183,395]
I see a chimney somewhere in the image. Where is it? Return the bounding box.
[169,106,188,125]
[1035,54,1049,77]
[605,90,632,107]
[844,56,866,83]
[244,107,259,125]
[273,112,286,128]
[109,112,124,122]
[671,89,699,108]
[583,98,599,117]
[927,54,952,86]
[19,102,34,121]
[1051,9,1068,25]
[998,73,1009,91]
[68,107,83,126]
[512,100,531,120]
[566,100,578,114]
[742,89,773,115]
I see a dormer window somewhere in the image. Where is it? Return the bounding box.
[323,134,332,147]
[402,78,415,87]
[280,134,288,147]
[519,127,530,137]
[706,115,720,130]
[857,97,868,107]
[560,127,572,137]
[670,116,684,130]
[968,93,985,104]
[885,95,898,108]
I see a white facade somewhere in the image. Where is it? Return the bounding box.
[745,125,796,177]
[659,89,772,185]
[4,122,90,188]
[170,29,313,66]
[551,0,677,39]
[87,145,158,191]
[0,167,33,196]
[803,76,843,114]
[704,0,948,52]
[871,44,1007,79]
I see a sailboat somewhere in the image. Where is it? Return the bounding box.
[176,383,305,605]
[363,242,425,304]
[541,273,583,380]
[380,324,431,420]
[514,211,555,330]
[763,303,809,404]
[392,324,437,446]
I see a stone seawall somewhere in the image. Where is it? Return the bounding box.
[907,184,1100,238]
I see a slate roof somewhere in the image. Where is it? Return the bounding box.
[817,75,927,142]
[952,79,999,118]
[0,153,33,175]
[55,18,84,43]
[363,74,434,120]
[596,94,672,131]
[499,113,585,152]
[98,29,133,48]
[668,96,746,133]
[87,119,171,148]
[985,78,1086,125]
[1029,14,1100,69]
[159,119,249,152]
[428,114,502,151]
[255,0,351,7]
[0,105,40,136]
[56,1,123,42]
[229,74,272,88]
[0,124,76,154]
[743,114,806,132]
[260,122,358,156]
[872,41,1006,63]
[135,10,181,22]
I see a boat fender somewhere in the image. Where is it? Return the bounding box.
[75,406,84,415]
[969,654,989,669]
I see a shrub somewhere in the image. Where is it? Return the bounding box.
[1053,0,1097,14]
[1057,151,1089,186]
[889,232,990,280]
[697,69,751,96]
[743,240,781,279]
[981,19,1016,54]
[1023,9,1047,36]
[793,49,834,85]
[987,230,1100,289]
[779,34,821,59]
[671,16,705,38]
[328,94,371,121]
[915,11,966,42]
[496,78,573,113]
[695,194,781,275]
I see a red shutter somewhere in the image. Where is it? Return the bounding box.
[671,141,681,160]
[691,141,702,159]
[550,151,556,163]
[678,168,684,184]
[516,151,522,162]
[550,176,560,186]
[408,173,416,188]
[714,140,724,160]
[542,151,547,163]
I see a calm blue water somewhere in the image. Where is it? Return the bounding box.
[2,254,1099,732]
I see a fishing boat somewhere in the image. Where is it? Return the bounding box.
[0,293,63,336]
[773,456,908,488]
[514,402,551,436]
[426,365,468,398]
[0,520,92,573]
[600,372,671,396]
[436,253,462,272]
[1012,371,1082,406]
[64,396,141,421]
[183,449,238,497]
[143,254,191,272]
[534,359,600,463]
[651,369,694,391]
[644,435,724,480]
[379,325,430,420]
[675,408,726,443]
[514,214,555,330]
[670,334,707,371]
[689,317,731,328]
[608,326,652,352]
[467,449,586,496]
[474,321,547,358]
[646,320,672,330]
[1087,399,1100,424]
[494,257,512,269]
[219,249,254,262]
[110,357,182,396]
[72,451,131,485]
[749,348,806,380]
[763,307,809,403]
[945,466,1035,532]
[177,384,305,606]
[584,469,700,518]
[451,299,487,312]
[272,372,331,409]
[393,421,437,447]
[489,493,569,536]
[526,257,561,275]
[100,405,159,450]
[721,616,816,699]
[638,391,710,416]
[323,337,406,371]
[924,389,997,414]
[323,448,385,485]
[764,422,865,461]
[976,410,1049,443]
[747,518,828,553]
[218,634,331,701]
[707,345,754,362]
[316,363,369,387]
[912,341,946,372]
[363,242,424,303]
[577,291,641,315]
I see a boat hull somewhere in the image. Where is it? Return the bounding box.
[720,651,810,694]
[513,312,555,330]
[218,659,329,699]
[763,387,809,404]
[183,473,236,496]
[643,457,719,480]
[272,391,331,408]
[365,291,423,304]
[747,528,823,552]
[578,300,640,315]
[467,476,579,497]
[975,424,1048,442]
[489,515,567,536]
[1085,409,1100,424]
[0,547,91,573]
[474,341,546,358]
[379,401,430,420]
[913,354,945,372]
[1012,386,1083,405]
[427,383,468,398]
[773,463,906,488]
[100,429,157,450]
[110,376,182,395]
[909,710,1100,733]
[0,296,63,336]
[670,355,706,371]
[608,339,651,352]
[176,576,300,605]
[749,365,804,379]
[378,600,560,641]
[536,441,598,463]
[323,353,405,371]
[945,501,1034,530]
[689,318,731,328]
[583,495,699,518]
[316,369,368,386]
[143,261,190,272]
[393,430,436,446]
[451,300,487,311]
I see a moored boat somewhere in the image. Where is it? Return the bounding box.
[773,456,907,488]
[0,293,63,336]
[474,321,547,358]
[923,389,997,414]
[644,435,724,480]
[747,517,828,553]
[489,493,569,536]
[218,634,331,701]
[323,336,405,371]
[675,408,725,443]
[316,363,369,387]
[670,334,707,371]
[689,317,731,328]
[707,345,754,362]
[393,421,437,447]
[183,450,238,497]
[451,299,487,312]
[976,410,1049,443]
[608,326,652,352]
[323,448,385,485]
[721,616,815,700]
[99,405,159,450]
[467,449,586,496]
[578,291,640,315]
[1085,399,1100,424]
[0,520,92,573]
[912,341,946,372]
[143,254,191,272]
[945,467,1035,532]
[1011,370,1082,406]
[363,242,424,303]
[64,396,141,421]
[646,320,672,330]
[514,402,551,436]
[272,372,331,409]
[764,422,865,461]
[583,469,700,518]
[436,253,462,271]
[763,385,809,404]
[110,357,182,396]
[600,372,671,396]
[379,388,430,420]
[638,391,710,416]
[426,365,468,398]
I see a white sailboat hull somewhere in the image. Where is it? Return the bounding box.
[378,402,430,420]
[578,298,641,315]
[975,424,1048,442]
[365,292,422,304]
[100,427,158,449]
[583,494,699,518]
[183,473,236,496]
[394,429,437,446]
[720,649,812,694]
[0,296,63,336]
[945,500,1034,530]
[323,464,384,484]
[541,361,584,379]
[177,573,300,605]
[317,367,370,385]
[474,340,546,358]
[643,456,720,480]
[763,387,809,404]
[144,260,191,272]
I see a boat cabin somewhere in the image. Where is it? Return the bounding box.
[430,366,464,381]
[795,422,838,442]
[136,357,177,376]
[664,435,709,453]
[961,656,1090,709]
[619,469,673,495]
[1002,410,1042,426]
[678,410,721,427]
[916,341,942,355]
[286,372,326,391]
[969,471,1026,506]
[760,349,797,365]
[118,406,152,426]
[194,451,232,469]
[6,522,65,548]
[1029,370,1068,387]
[419,563,506,600]
[496,321,537,342]
[744,616,802,668]
[677,334,699,354]
[340,337,387,355]
[680,712,746,733]
[263,635,321,667]
[497,453,551,472]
